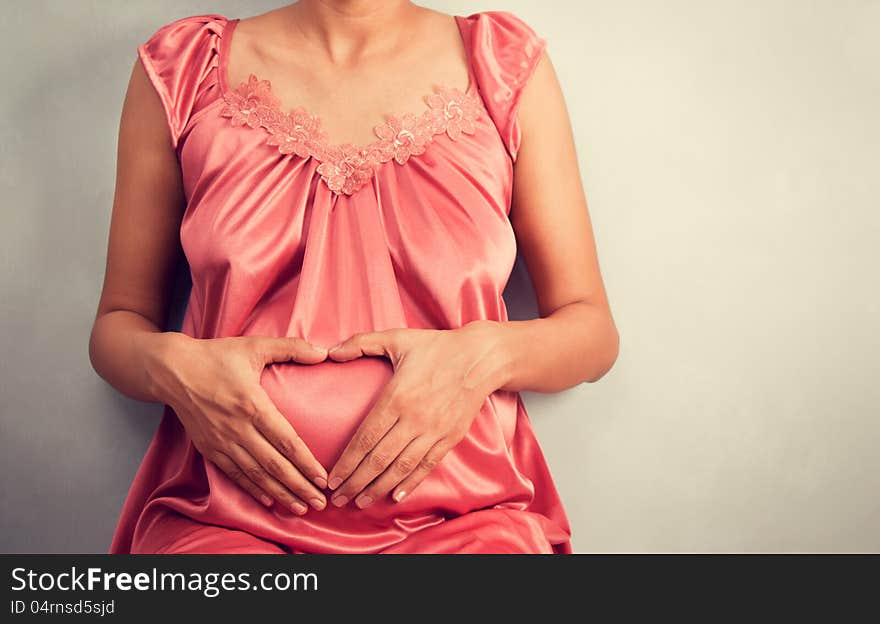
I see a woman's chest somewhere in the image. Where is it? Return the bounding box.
[176,96,519,298]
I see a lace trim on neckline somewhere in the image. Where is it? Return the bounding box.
[219,73,483,196]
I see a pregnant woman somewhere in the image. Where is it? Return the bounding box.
[90,1,619,554]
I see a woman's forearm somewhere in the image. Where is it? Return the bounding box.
[472,301,619,394]
[88,310,184,405]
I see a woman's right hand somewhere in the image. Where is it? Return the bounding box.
[146,332,330,515]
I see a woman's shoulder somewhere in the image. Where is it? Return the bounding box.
[136,13,232,150]
[457,9,547,79]
[141,12,230,39]
[458,9,544,41]
[457,10,548,162]
[137,12,230,67]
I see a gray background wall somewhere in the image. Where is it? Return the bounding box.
[1,0,878,553]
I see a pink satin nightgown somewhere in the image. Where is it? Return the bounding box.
[109,10,573,554]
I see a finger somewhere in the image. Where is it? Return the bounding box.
[254,336,328,365]
[329,423,415,508]
[250,387,328,489]
[210,451,276,508]
[326,391,398,491]
[241,427,327,511]
[350,434,436,509]
[389,439,451,504]
[226,443,310,515]
[327,329,400,362]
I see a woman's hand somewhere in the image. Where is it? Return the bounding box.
[323,320,512,509]
[147,332,331,514]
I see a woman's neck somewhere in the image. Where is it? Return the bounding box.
[284,0,418,64]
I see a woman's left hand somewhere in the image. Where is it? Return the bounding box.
[324,320,510,509]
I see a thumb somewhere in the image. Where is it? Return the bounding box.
[255,336,328,365]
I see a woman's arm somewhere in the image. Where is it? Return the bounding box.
[88,57,187,401]
[88,58,330,514]
[495,49,619,393]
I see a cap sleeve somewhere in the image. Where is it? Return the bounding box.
[465,11,548,161]
[136,13,227,150]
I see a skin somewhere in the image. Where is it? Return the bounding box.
[89,0,619,516]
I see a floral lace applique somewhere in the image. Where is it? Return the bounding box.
[372,113,432,166]
[220,74,279,129]
[426,85,481,140]
[265,107,325,159]
[219,73,483,196]
[315,144,377,196]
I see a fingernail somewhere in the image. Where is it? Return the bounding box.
[260,494,273,506]
[328,344,341,353]
[331,494,348,507]
[310,497,326,511]
[355,494,373,509]
[328,476,342,490]
[290,501,308,514]
[313,476,328,489]
[393,490,406,503]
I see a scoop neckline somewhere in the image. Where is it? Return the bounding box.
[215,13,478,120]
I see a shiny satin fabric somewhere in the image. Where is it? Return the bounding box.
[110,10,573,554]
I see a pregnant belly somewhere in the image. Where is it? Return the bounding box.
[258,356,394,470]
[254,352,533,524]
